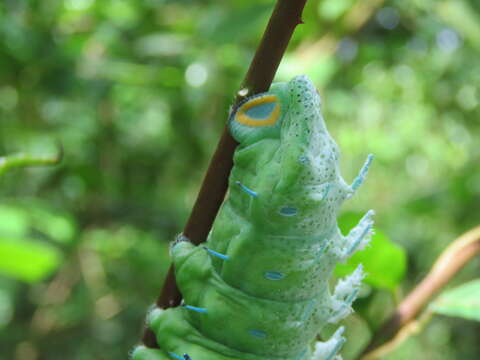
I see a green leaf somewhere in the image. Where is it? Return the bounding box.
[430,279,480,322]
[0,203,76,244]
[29,206,76,244]
[0,205,29,238]
[334,212,407,290]
[0,238,62,283]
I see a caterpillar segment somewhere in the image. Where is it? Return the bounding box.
[132,76,373,360]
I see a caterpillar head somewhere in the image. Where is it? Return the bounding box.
[229,75,339,185]
[228,76,350,235]
[229,75,331,153]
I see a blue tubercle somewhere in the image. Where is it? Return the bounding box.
[351,154,374,191]
[298,155,309,164]
[183,305,208,314]
[325,327,346,360]
[325,338,346,360]
[235,181,258,198]
[346,223,372,256]
[264,271,285,280]
[279,206,297,216]
[203,246,230,261]
[249,329,267,338]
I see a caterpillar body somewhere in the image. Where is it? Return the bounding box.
[133,75,374,360]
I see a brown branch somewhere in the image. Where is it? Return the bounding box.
[362,311,434,360]
[361,225,480,358]
[142,0,308,348]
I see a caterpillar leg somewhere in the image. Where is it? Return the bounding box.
[312,326,345,360]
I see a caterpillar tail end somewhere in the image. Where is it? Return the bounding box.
[312,326,346,360]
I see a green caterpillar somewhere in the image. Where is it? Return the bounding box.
[132,75,373,360]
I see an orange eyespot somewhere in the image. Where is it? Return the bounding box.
[235,95,280,127]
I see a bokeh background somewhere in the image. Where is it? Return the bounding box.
[1,0,479,359]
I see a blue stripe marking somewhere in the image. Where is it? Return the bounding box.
[345,288,359,304]
[301,299,316,321]
[168,353,192,360]
[322,183,332,201]
[279,206,297,216]
[168,352,183,360]
[203,247,229,261]
[235,181,258,197]
[325,337,346,360]
[183,305,207,314]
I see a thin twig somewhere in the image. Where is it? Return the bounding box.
[361,225,480,358]
[142,0,308,348]
[362,311,434,360]
[0,145,63,176]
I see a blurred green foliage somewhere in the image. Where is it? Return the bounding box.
[0,0,479,359]
[431,279,480,322]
